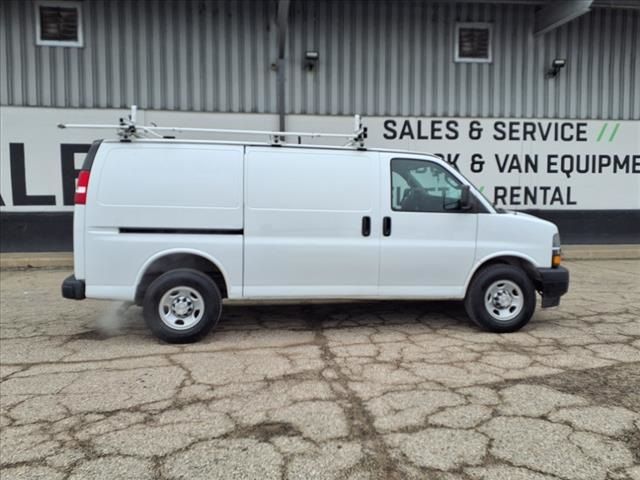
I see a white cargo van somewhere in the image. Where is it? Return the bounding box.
[62,116,568,343]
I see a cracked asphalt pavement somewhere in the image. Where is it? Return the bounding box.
[1,259,639,480]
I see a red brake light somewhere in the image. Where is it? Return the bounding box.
[75,170,91,205]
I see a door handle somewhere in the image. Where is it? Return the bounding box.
[383,216,392,236]
[361,216,371,237]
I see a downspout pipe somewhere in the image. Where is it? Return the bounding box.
[276,0,291,135]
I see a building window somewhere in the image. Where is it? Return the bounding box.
[454,22,492,63]
[35,1,83,47]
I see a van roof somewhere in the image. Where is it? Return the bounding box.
[101,138,438,158]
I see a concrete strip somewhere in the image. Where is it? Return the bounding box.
[562,244,640,261]
[0,252,74,270]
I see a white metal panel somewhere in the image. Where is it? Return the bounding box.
[82,142,245,300]
[246,152,374,211]
[73,205,86,280]
[88,142,244,229]
[243,146,380,297]
[474,211,557,272]
[84,235,244,301]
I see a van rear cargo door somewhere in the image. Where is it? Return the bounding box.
[83,143,245,299]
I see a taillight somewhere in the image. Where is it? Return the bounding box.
[75,170,91,205]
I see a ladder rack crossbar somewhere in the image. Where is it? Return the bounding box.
[60,124,358,139]
[148,126,359,139]
[57,106,368,147]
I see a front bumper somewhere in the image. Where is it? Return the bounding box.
[535,266,569,308]
[62,275,86,300]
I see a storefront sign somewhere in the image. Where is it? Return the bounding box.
[1,107,638,211]
[369,117,640,210]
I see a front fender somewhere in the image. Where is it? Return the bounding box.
[463,251,541,295]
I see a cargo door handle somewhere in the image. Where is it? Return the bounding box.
[361,216,371,237]
[383,216,392,236]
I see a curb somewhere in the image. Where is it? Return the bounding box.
[1,246,639,271]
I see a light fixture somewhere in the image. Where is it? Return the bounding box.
[546,58,566,78]
[304,51,319,71]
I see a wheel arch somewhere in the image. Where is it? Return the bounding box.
[134,249,230,305]
[464,252,540,296]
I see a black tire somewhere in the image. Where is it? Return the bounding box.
[143,268,222,343]
[464,264,536,333]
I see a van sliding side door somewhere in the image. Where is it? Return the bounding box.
[243,147,380,298]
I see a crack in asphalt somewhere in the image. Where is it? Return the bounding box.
[305,306,404,480]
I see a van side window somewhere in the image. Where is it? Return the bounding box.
[391,159,463,212]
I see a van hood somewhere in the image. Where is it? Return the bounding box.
[502,210,538,220]
[501,210,559,233]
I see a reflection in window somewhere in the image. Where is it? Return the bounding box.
[391,159,463,213]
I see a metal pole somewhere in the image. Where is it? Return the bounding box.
[277,57,286,133]
[276,0,291,138]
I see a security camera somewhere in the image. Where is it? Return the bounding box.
[546,58,567,78]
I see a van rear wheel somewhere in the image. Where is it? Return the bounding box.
[143,268,221,343]
[464,264,536,333]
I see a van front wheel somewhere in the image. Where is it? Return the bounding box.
[143,269,222,343]
[464,265,536,333]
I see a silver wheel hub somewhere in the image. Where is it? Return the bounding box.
[171,296,194,317]
[493,290,513,308]
[484,280,524,322]
[159,286,204,330]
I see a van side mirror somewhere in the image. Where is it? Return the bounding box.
[460,185,472,210]
[443,185,473,211]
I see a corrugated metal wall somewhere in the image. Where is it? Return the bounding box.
[0,0,279,112]
[1,0,639,119]
[287,1,640,119]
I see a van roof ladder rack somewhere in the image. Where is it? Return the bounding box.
[58,105,369,148]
